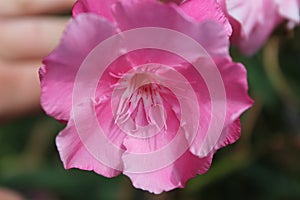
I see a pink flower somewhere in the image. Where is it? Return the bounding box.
[218,0,300,55]
[40,0,253,194]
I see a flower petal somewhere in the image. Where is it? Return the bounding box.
[113,0,229,57]
[214,59,253,150]
[189,57,253,157]
[221,0,299,55]
[40,13,116,121]
[72,0,117,22]
[56,118,121,177]
[277,0,300,27]
[227,0,281,55]
[124,151,213,194]
[180,0,232,37]
[164,0,185,4]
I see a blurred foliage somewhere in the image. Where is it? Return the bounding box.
[0,27,300,200]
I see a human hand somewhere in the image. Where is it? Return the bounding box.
[0,188,24,200]
[0,0,76,121]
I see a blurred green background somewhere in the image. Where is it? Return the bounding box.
[0,27,299,200]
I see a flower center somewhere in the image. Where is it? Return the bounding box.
[113,70,167,138]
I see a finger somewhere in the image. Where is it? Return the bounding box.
[0,0,76,16]
[0,16,69,61]
[0,60,41,121]
[0,188,24,200]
